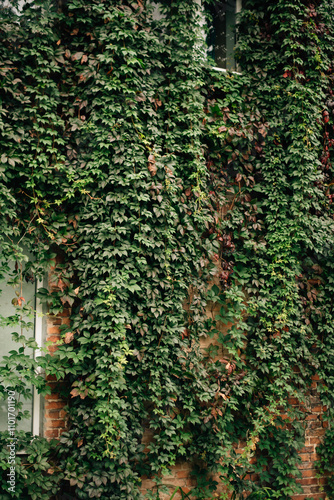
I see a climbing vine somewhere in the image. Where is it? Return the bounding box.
[0,0,334,499]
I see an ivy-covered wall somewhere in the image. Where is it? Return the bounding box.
[1,0,334,499]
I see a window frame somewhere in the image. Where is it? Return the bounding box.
[210,0,242,75]
[0,269,44,438]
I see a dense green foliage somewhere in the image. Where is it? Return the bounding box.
[0,0,334,498]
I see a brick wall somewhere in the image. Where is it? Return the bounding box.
[43,276,329,498]
[139,377,329,499]
[291,376,328,500]
[141,463,197,500]
[43,269,69,439]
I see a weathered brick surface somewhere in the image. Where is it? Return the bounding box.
[43,271,69,439]
[290,377,328,499]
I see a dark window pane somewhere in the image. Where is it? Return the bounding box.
[207,0,238,70]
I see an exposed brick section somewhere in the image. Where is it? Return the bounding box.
[289,376,328,499]
[43,272,329,497]
[141,463,198,500]
[139,378,329,498]
[43,269,69,439]
[44,385,67,439]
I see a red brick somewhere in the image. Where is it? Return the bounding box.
[164,480,187,488]
[48,327,60,335]
[46,335,60,343]
[313,428,326,436]
[299,454,312,462]
[311,406,323,413]
[47,345,59,354]
[44,429,59,439]
[297,478,319,485]
[292,496,325,500]
[302,488,313,495]
[288,398,300,405]
[49,318,61,325]
[140,480,156,490]
[300,446,315,453]
[301,469,317,478]
[309,437,322,445]
[176,471,190,479]
[300,462,316,470]
[45,393,61,400]
[45,401,65,410]
[47,419,66,428]
[305,414,318,420]
[46,410,59,419]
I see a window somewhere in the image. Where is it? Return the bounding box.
[150,1,242,73]
[0,255,43,436]
[207,0,242,72]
